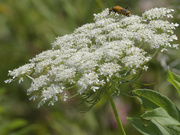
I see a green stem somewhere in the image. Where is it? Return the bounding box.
[109,89,126,135]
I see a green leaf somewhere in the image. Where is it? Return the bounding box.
[167,68,180,95]
[131,89,180,135]
[141,108,180,126]
[128,113,180,135]
[151,120,172,135]
[133,89,180,121]
[136,96,159,111]
[167,125,180,134]
[127,117,165,135]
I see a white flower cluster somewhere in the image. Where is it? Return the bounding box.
[5,8,179,107]
[142,8,174,20]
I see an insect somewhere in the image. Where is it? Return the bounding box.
[109,6,131,17]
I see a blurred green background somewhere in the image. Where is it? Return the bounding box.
[1,0,180,135]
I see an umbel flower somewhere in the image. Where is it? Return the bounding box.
[5,8,179,108]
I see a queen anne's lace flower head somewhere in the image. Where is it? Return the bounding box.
[5,7,179,107]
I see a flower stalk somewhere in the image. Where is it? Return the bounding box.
[109,89,126,135]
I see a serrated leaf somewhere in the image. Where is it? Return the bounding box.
[141,108,180,126]
[167,68,180,95]
[133,89,180,121]
[128,115,180,135]
[151,119,171,135]
[167,125,180,134]
[127,117,165,135]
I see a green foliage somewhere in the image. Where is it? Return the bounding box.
[0,87,38,135]
[167,68,180,95]
[128,88,180,135]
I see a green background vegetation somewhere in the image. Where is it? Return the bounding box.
[1,0,180,134]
